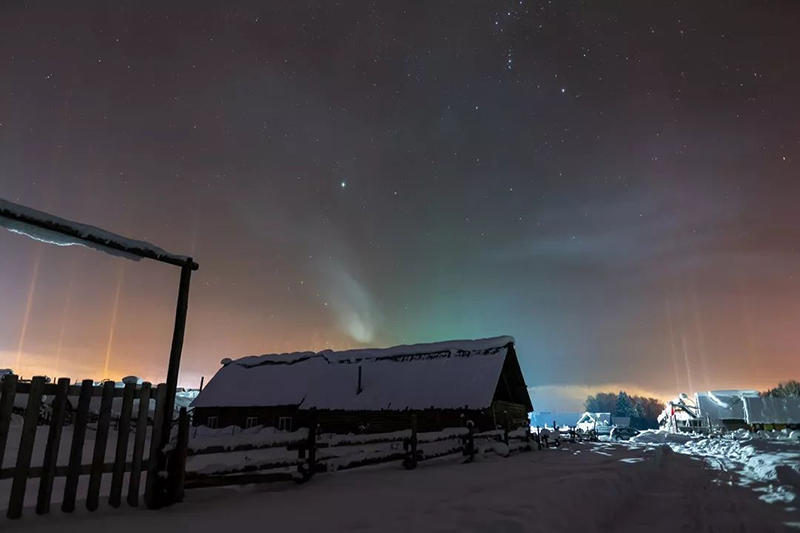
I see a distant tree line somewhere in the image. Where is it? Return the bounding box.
[762,380,800,398]
[584,391,665,420]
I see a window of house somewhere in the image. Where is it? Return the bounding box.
[278,416,292,432]
[206,416,219,429]
[245,416,259,429]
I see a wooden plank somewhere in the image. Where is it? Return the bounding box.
[127,381,151,507]
[144,383,167,509]
[183,456,300,480]
[0,374,18,471]
[0,459,149,480]
[184,471,294,490]
[188,435,310,456]
[62,379,93,513]
[86,380,115,511]
[16,381,156,398]
[36,377,70,515]
[109,382,135,507]
[7,376,45,519]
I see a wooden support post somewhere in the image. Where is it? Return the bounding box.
[145,383,167,509]
[411,414,418,459]
[127,382,151,507]
[466,421,475,462]
[403,414,418,470]
[0,374,18,470]
[63,379,93,512]
[36,377,70,514]
[7,376,45,518]
[166,407,189,504]
[109,382,135,507]
[307,410,317,476]
[163,259,194,446]
[87,381,115,511]
[524,420,531,450]
[504,411,510,446]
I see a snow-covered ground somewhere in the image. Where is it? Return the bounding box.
[628,429,800,507]
[4,436,800,531]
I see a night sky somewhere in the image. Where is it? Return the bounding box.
[1,1,799,411]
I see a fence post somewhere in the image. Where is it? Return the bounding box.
[307,410,317,476]
[63,379,93,512]
[167,407,189,504]
[7,376,45,519]
[110,382,136,507]
[524,420,531,450]
[127,381,151,507]
[0,374,19,472]
[87,380,115,511]
[37,377,70,514]
[145,383,168,509]
[466,420,475,462]
[403,414,418,470]
[503,411,510,447]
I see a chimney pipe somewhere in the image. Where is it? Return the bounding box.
[357,365,363,395]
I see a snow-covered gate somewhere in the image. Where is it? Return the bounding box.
[0,375,191,519]
[0,198,198,519]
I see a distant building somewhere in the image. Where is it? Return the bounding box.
[743,396,800,430]
[191,336,532,434]
[531,412,583,429]
[661,390,800,432]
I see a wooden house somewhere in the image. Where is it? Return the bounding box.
[191,336,532,434]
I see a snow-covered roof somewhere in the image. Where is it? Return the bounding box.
[0,198,197,269]
[743,396,800,424]
[576,412,612,426]
[695,390,760,422]
[192,336,519,411]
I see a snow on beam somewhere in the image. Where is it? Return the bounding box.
[0,198,198,270]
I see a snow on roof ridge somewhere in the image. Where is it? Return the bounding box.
[233,335,515,368]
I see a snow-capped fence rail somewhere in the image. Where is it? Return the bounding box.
[183,415,535,490]
[0,374,185,519]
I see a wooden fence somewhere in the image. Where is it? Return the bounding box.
[184,415,534,489]
[0,374,185,519]
[1,377,534,518]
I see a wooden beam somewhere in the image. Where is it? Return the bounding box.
[0,460,150,481]
[0,201,199,270]
[163,259,193,452]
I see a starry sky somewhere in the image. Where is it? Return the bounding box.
[1,1,799,412]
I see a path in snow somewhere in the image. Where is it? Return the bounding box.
[4,441,799,532]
